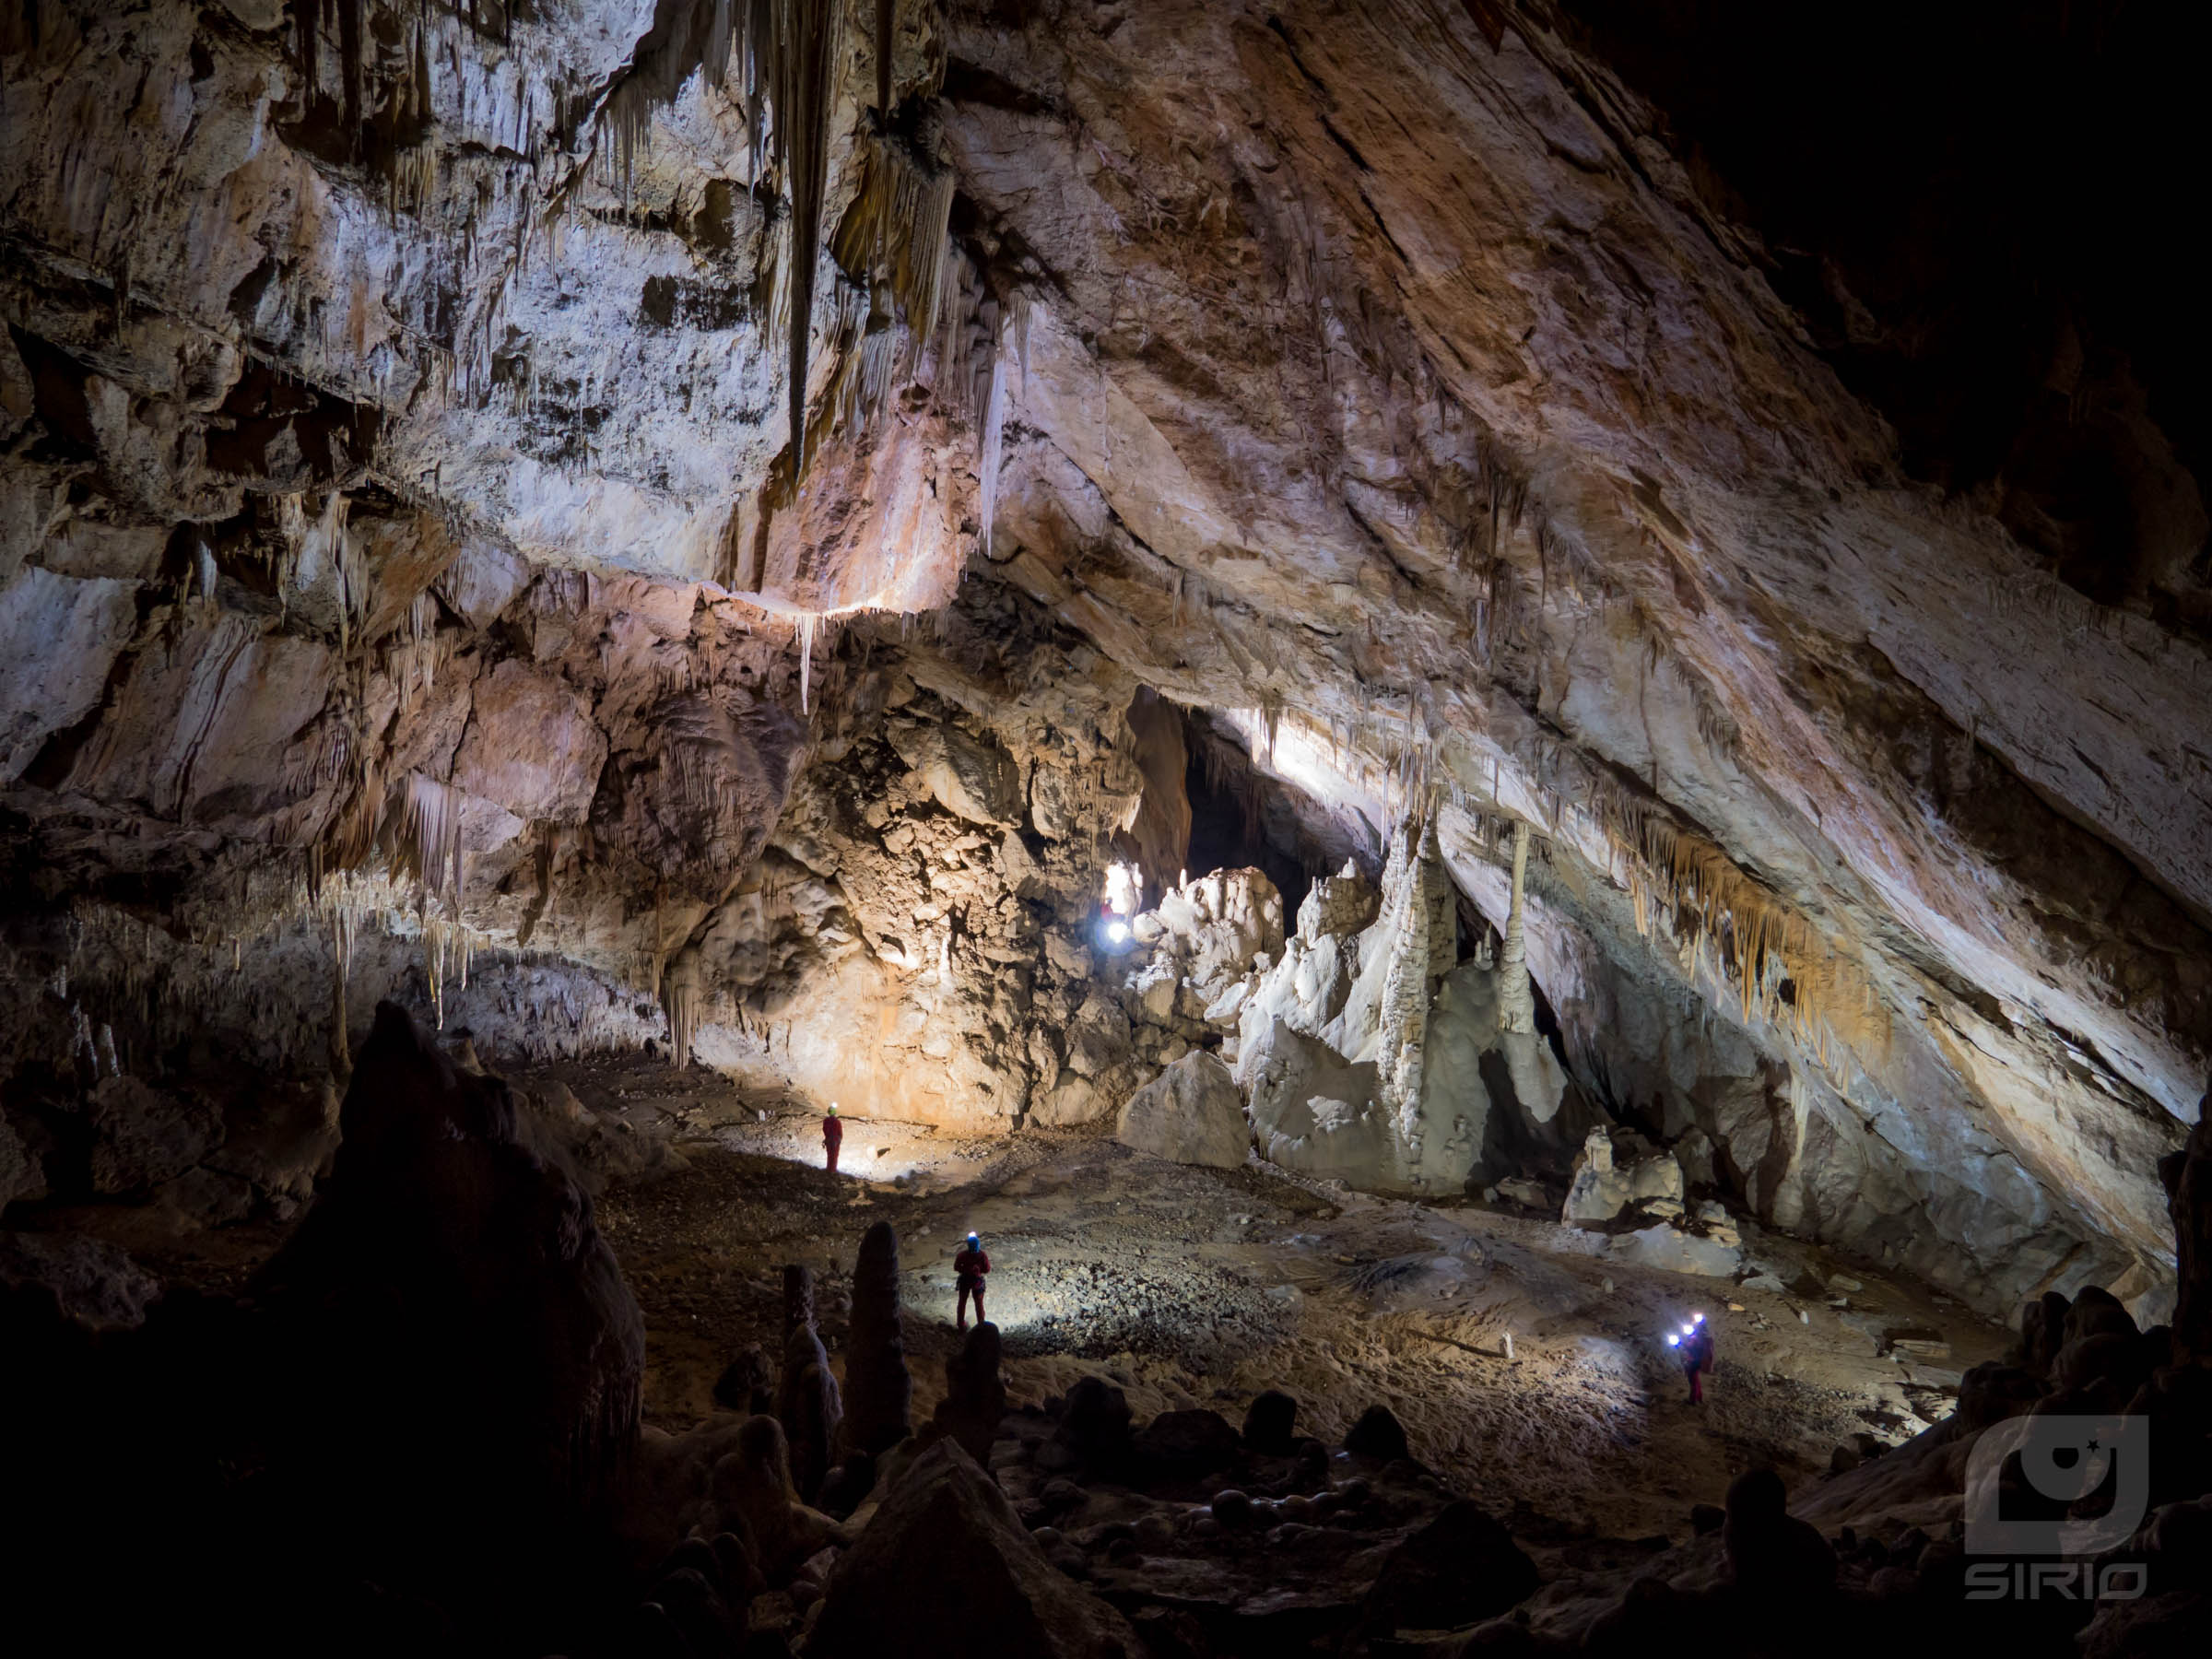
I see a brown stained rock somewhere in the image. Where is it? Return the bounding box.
[453,658,608,830]
[934,1320,1007,1467]
[806,1438,1140,1659]
[841,1221,912,1459]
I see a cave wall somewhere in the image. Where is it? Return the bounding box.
[4,2,2208,1315]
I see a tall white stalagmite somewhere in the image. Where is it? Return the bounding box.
[1500,818,1536,1034]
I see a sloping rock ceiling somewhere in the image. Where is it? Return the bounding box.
[2,1,2206,1318]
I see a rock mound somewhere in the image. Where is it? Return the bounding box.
[807,1438,1140,1659]
[1115,1051,1249,1169]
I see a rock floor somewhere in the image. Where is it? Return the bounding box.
[558,1054,2013,1545]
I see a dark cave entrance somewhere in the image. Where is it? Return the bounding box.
[1176,710,1370,920]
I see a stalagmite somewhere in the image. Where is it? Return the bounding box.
[1499,818,1535,1036]
[840,1221,912,1457]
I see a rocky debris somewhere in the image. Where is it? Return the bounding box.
[807,1439,1142,1659]
[1114,1051,1250,1170]
[1344,1404,1412,1463]
[840,1222,912,1459]
[1241,1389,1300,1454]
[1562,1126,1686,1226]
[0,1230,163,1326]
[84,1076,223,1194]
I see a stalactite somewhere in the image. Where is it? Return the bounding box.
[754,0,845,473]
[392,771,466,902]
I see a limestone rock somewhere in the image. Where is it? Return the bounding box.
[0,1231,162,1327]
[1603,1222,1745,1278]
[888,720,1022,827]
[1562,1127,1686,1228]
[1,1110,44,1208]
[806,1439,1140,1659]
[1241,1389,1300,1453]
[86,1077,223,1194]
[1115,1051,1249,1170]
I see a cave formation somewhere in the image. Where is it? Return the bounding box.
[3,1,2210,1654]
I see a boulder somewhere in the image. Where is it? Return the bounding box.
[1061,1375,1134,1466]
[888,720,1023,827]
[1362,1501,1538,1631]
[1131,1408,1241,1474]
[806,1439,1141,1659]
[1722,1467,1836,1601]
[1345,1404,1411,1462]
[1242,1389,1300,1453]
[1115,1051,1249,1169]
[1604,1222,1745,1277]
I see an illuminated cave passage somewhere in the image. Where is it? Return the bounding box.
[3,3,2210,1655]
